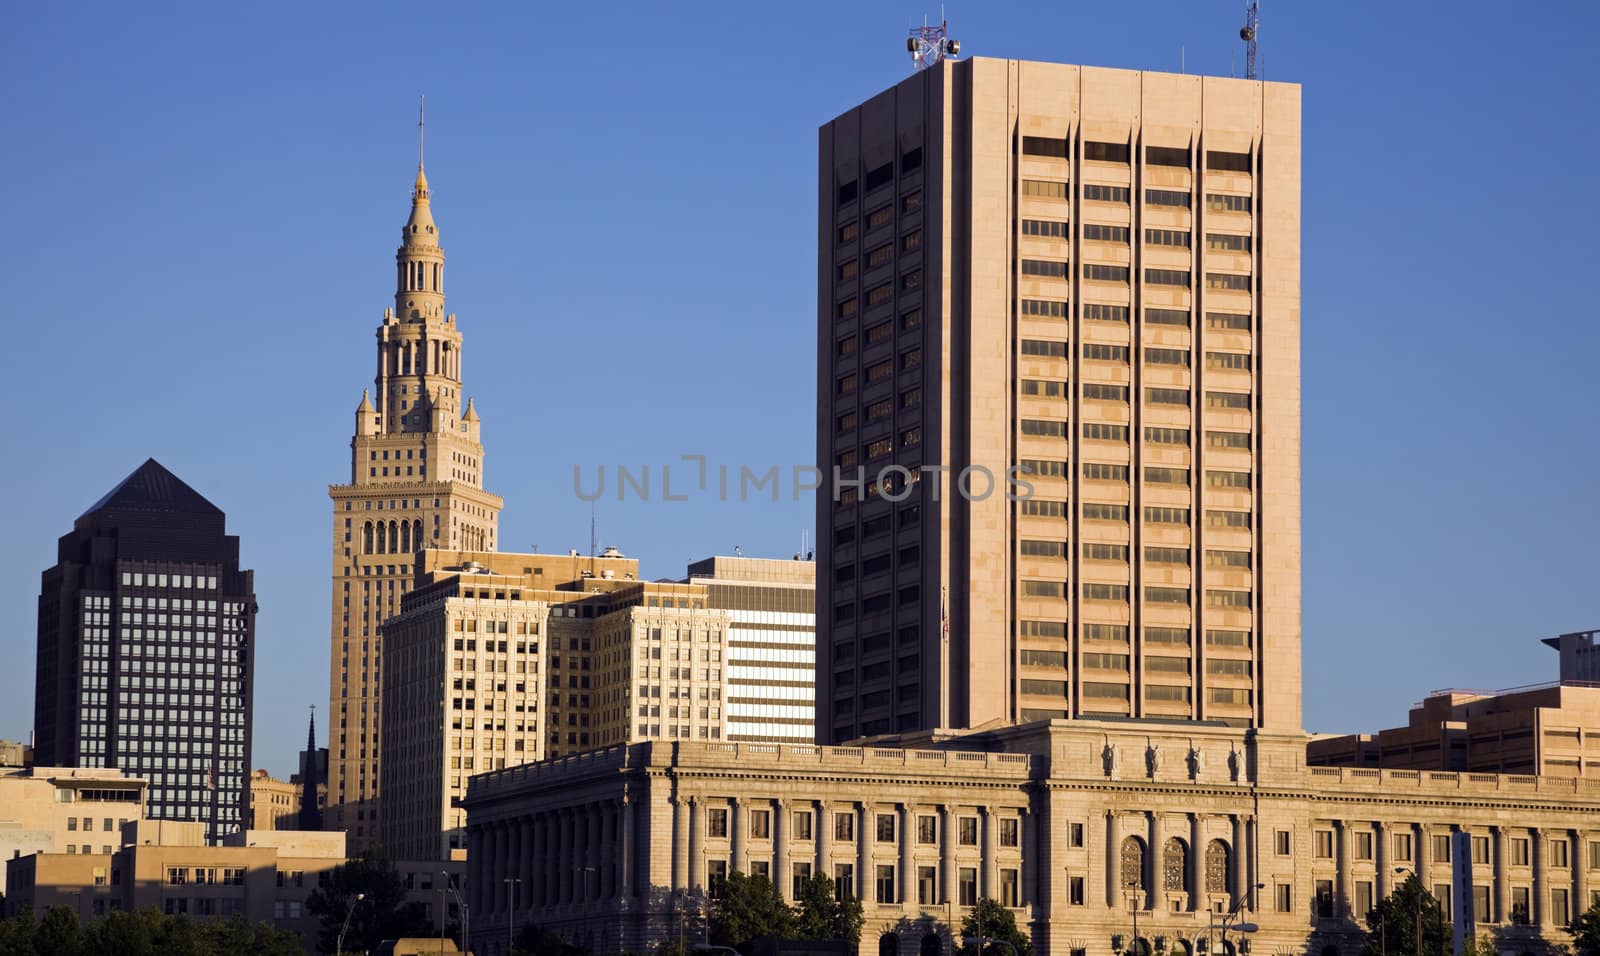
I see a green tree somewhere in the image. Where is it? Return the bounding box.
[1572,896,1600,956]
[33,906,83,956]
[0,911,38,955]
[655,939,692,956]
[200,912,306,956]
[792,874,863,947]
[1362,876,1447,956]
[709,872,796,953]
[80,907,167,955]
[305,848,433,954]
[959,898,1032,956]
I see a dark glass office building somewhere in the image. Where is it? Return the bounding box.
[34,459,256,843]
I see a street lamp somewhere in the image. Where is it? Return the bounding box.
[443,871,469,956]
[1209,882,1264,956]
[963,936,1019,956]
[336,892,367,956]
[504,878,522,956]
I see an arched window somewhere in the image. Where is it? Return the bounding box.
[1164,837,1189,892]
[879,934,898,956]
[376,521,386,553]
[388,521,399,554]
[1205,840,1230,895]
[1120,835,1147,896]
[363,522,373,553]
[400,521,411,554]
[414,519,424,550]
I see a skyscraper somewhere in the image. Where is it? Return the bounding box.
[34,458,255,843]
[327,155,504,846]
[816,58,1301,742]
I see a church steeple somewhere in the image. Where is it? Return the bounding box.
[297,706,323,831]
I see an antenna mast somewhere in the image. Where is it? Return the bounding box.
[906,11,960,72]
[417,95,425,168]
[1240,0,1260,80]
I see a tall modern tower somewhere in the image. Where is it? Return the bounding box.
[816,58,1301,742]
[327,154,503,847]
[34,458,256,843]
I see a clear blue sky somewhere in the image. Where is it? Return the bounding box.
[3,2,1597,778]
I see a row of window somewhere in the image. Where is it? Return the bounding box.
[1021,304,1252,332]
[703,806,1022,850]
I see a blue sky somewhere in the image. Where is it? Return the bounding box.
[3,1,1597,777]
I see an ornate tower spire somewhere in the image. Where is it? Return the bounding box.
[297,705,322,830]
[395,96,444,325]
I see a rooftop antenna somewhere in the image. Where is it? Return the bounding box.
[417,95,425,169]
[907,7,960,72]
[1240,0,1260,80]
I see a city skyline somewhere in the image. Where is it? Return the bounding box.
[4,1,1598,776]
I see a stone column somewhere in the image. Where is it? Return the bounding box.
[775,799,791,900]
[942,804,958,906]
[543,812,558,906]
[1376,820,1391,901]
[1230,815,1244,906]
[468,825,485,917]
[621,797,635,899]
[507,821,523,912]
[1148,811,1163,911]
[1416,822,1430,879]
[1531,826,1546,930]
[586,807,602,902]
[1573,828,1588,923]
[689,797,705,893]
[522,816,539,910]
[557,808,573,904]
[1492,826,1508,923]
[858,802,872,902]
[732,797,747,876]
[1019,807,1035,908]
[818,802,833,884]
[672,797,689,891]
[1244,816,1258,912]
[1336,820,1351,918]
[1107,811,1122,907]
[982,807,999,902]
[601,803,617,898]
[482,822,500,916]
[1189,813,1203,912]
[900,803,915,907]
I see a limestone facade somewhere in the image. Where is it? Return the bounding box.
[0,766,147,901]
[327,159,504,849]
[248,769,298,831]
[461,722,1600,956]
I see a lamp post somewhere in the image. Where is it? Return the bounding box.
[1393,866,1420,956]
[964,936,1019,956]
[443,871,469,956]
[504,877,522,956]
[1210,882,1264,956]
[336,892,366,956]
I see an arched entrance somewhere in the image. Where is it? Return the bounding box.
[921,932,943,956]
[880,932,900,956]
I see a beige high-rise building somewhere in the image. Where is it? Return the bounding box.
[817,58,1300,742]
[328,155,504,847]
[381,550,815,860]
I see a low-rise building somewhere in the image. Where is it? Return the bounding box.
[462,720,1600,956]
[0,766,146,899]
[1307,682,1600,777]
[4,822,465,948]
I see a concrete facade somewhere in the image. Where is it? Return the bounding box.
[0,766,147,901]
[248,769,299,831]
[328,158,505,849]
[382,550,816,860]
[816,58,1300,742]
[461,723,1600,956]
[1544,630,1600,683]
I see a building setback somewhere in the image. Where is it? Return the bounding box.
[382,550,815,860]
[461,721,1600,956]
[816,58,1301,741]
[34,458,255,843]
[327,155,504,849]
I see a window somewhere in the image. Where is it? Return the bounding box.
[1022,219,1069,238]
[1208,510,1252,529]
[1145,467,1189,486]
[1473,886,1492,923]
[959,817,979,846]
[1436,885,1452,922]
[1083,503,1129,522]
[1395,833,1414,863]
[1146,308,1189,326]
[838,180,858,205]
[876,813,896,842]
[1084,224,1129,242]
[866,243,893,269]
[838,260,859,281]
[1021,298,1067,318]
[1355,880,1374,920]
[1315,879,1335,918]
[1144,268,1190,287]
[1144,506,1190,525]
[902,230,922,253]
[1021,339,1069,358]
[1022,259,1069,278]
[1315,830,1334,859]
[1083,424,1129,444]
[1275,830,1293,856]
[901,308,922,331]
[1021,420,1068,438]
[1022,499,1067,518]
[1207,590,1252,609]
[875,865,897,903]
[1145,228,1191,247]
[1082,463,1129,482]
[1206,549,1251,569]
[1434,834,1454,863]
[1146,387,1189,407]
[1023,136,1069,158]
[1145,588,1190,607]
[1147,145,1190,167]
[794,811,813,841]
[959,867,979,906]
[1084,304,1129,323]
[918,815,937,844]
[1020,459,1065,478]
[1145,189,1191,208]
[1085,264,1129,282]
[1147,347,1190,367]
[1085,142,1129,163]
[1208,311,1252,332]
[1208,150,1252,172]
[1000,868,1020,907]
[1021,379,1067,398]
[902,191,922,213]
[1207,233,1251,252]
[1511,886,1530,924]
[835,863,855,900]
[751,810,771,840]
[1275,883,1293,913]
[1021,650,1068,668]
[834,812,855,842]
[838,222,858,244]
[1000,818,1019,847]
[1207,193,1252,213]
[1022,179,1069,199]
[1021,540,1068,558]
[1083,583,1129,602]
[919,866,939,905]
[1144,548,1188,566]
[1084,384,1128,402]
[792,862,813,898]
[1069,875,1086,905]
[868,204,893,229]
[1207,273,1252,291]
